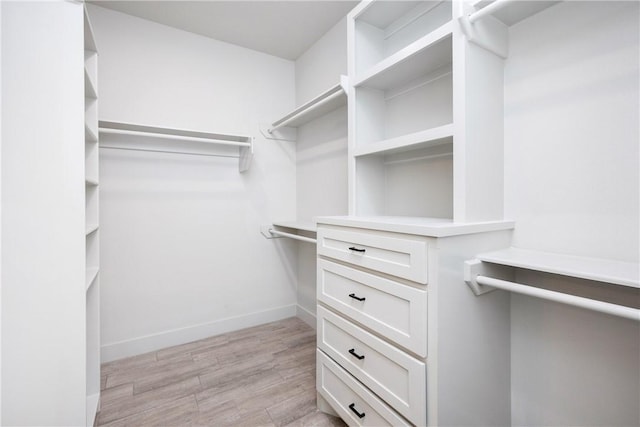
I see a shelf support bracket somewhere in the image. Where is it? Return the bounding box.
[464,259,515,296]
[458,6,509,59]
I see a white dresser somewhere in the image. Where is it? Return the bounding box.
[315,216,514,426]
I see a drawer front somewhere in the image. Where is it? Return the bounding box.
[318,259,427,357]
[317,350,410,427]
[317,306,426,426]
[317,227,428,284]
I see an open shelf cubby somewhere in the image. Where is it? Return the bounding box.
[354,1,452,77]
[354,62,452,147]
[354,141,453,218]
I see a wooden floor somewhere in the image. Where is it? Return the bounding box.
[97,317,346,427]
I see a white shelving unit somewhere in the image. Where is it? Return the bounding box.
[349,1,456,219]
[348,0,507,222]
[84,7,101,426]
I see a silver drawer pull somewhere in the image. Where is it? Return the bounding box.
[348,246,366,253]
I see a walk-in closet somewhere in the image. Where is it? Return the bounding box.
[1,1,638,426]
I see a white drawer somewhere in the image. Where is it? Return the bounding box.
[317,349,410,427]
[317,306,426,426]
[318,259,427,357]
[317,227,429,284]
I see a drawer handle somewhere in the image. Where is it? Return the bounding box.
[348,348,365,360]
[348,246,366,253]
[348,403,365,419]
[348,293,366,302]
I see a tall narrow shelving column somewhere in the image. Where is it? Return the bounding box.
[84,7,101,426]
[346,0,505,222]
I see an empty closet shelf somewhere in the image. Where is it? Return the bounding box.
[267,76,347,134]
[466,0,560,26]
[477,247,639,288]
[465,248,640,321]
[98,120,253,172]
[261,221,317,244]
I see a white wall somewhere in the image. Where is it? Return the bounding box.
[86,5,300,362]
[295,17,349,106]
[2,2,86,424]
[294,18,349,324]
[504,2,639,425]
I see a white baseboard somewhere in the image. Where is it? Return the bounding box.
[296,304,317,330]
[101,304,297,362]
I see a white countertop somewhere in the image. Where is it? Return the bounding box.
[315,216,515,237]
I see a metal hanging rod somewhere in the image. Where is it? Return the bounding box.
[468,0,514,23]
[268,229,317,244]
[99,145,240,158]
[99,127,252,147]
[475,275,640,321]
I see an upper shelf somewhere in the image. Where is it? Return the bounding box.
[476,247,639,289]
[468,0,560,26]
[267,76,348,135]
[99,121,254,172]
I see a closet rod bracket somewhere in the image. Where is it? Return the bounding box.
[464,259,514,296]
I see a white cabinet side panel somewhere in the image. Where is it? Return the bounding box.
[2,2,86,425]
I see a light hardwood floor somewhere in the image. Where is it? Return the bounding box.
[97,317,346,427]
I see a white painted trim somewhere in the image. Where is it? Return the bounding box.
[296,304,317,331]
[101,305,297,362]
[0,2,3,419]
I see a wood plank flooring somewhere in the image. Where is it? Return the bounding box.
[97,317,346,427]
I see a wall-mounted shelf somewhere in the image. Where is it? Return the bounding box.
[272,220,317,233]
[476,247,639,288]
[261,220,317,244]
[467,0,560,26]
[465,247,640,321]
[262,77,348,141]
[459,0,561,59]
[99,121,254,172]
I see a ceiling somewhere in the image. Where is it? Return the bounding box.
[89,1,359,60]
